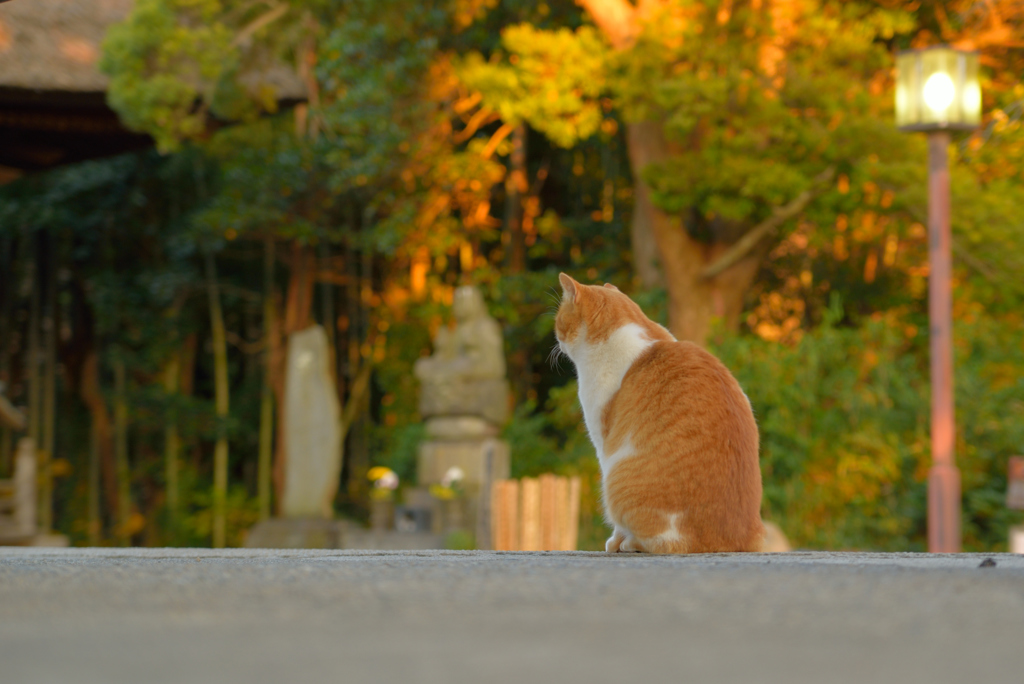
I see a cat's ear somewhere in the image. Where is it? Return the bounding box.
[603,283,620,292]
[559,272,580,303]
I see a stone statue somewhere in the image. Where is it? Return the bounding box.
[414,286,509,428]
[413,286,510,549]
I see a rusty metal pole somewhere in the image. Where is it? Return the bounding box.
[926,131,961,553]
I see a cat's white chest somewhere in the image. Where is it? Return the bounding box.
[563,323,654,469]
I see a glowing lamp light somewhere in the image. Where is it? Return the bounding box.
[896,46,981,131]
[923,72,956,111]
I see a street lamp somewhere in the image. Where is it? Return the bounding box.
[896,46,981,553]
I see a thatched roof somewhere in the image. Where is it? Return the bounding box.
[0,0,304,175]
[0,0,304,96]
[0,0,133,92]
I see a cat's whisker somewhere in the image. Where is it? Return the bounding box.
[547,343,564,372]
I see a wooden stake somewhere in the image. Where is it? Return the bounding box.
[567,476,581,551]
[554,476,570,550]
[539,474,557,550]
[520,478,540,551]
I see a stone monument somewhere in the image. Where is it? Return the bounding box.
[414,286,510,549]
[246,325,346,548]
[280,325,343,518]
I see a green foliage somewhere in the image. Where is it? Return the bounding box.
[103,0,242,151]
[948,166,1024,310]
[445,529,476,550]
[197,117,333,244]
[711,299,1024,551]
[502,381,592,477]
[0,147,274,546]
[458,24,608,147]
[317,1,449,192]
[617,1,916,229]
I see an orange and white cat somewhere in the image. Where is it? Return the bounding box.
[555,273,763,554]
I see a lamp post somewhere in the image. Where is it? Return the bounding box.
[896,46,981,553]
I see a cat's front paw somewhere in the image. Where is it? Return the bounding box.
[606,528,643,553]
[618,536,644,553]
[605,530,626,553]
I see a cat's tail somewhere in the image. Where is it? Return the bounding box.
[759,521,792,553]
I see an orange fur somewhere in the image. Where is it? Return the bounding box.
[555,273,763,553]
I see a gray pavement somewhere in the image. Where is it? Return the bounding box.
[2,548,1023,684]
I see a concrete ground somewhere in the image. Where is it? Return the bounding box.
[1,549,1022,684]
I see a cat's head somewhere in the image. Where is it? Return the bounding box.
[555,273,670,353]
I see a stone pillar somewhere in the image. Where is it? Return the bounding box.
[246,326,346,549]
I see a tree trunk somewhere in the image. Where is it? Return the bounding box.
[579,0,766,344]
[258,237,275,521]
[320,239,336,371]
[162,352,181,538]
[629,177,664,290]
[503,124,533,403]
[26,233,41,453]
[88,409,101,545]
[113,357,132,546]
[0,232,13,477]
[626,122,763,343]
[204,249,230,548]
[346,244,374,509]
[272,242,315,510]
[80,351,119,529]
[505,124,527,274]
[39,230,57,534]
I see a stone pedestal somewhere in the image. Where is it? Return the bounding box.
[417,435,509,550]
[245,518,347,549]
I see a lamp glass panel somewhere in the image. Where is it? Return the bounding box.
[895,52,918,127]
[961,53,981,125]
[896,48,980,130]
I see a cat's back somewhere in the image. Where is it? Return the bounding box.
[604,339,758,451]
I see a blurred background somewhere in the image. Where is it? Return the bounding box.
[0,0,1021,551]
